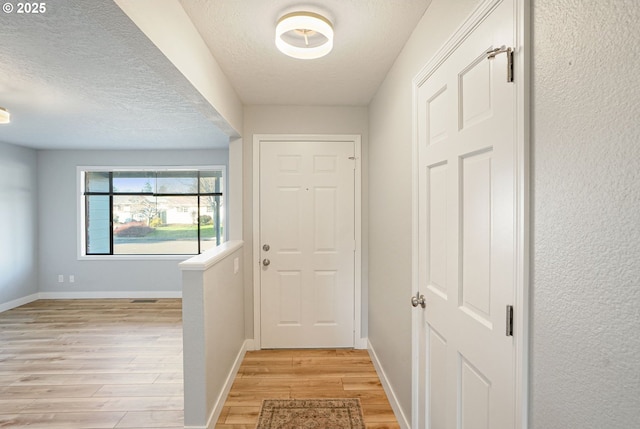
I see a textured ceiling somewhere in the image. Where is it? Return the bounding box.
[0,0,230,150]
[180,0,431,106]
[0,0,431,150]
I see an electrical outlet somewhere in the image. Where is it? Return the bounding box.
[58,275,64,283]
[234,257,239,274]
[69,275,75,283]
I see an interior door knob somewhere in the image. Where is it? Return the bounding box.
[262,259,271,266]
[411,291,426,308]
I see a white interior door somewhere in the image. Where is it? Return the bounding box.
[413,0,520,428]
[259,139,355,348]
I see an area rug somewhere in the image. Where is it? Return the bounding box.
[256,398,365,429]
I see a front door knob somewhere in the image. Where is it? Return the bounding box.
[262,259,271,267]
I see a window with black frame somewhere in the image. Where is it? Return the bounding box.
[82,169,224,256]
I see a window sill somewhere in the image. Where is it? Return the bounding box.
[78,254,194,261]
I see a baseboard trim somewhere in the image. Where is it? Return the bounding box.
[368,339,410,429]
[355,336,368,350]
[37,291,182,299]
[245,338,258,351]
[204,339,250,429]
[1,292,182,312]
[0,293,40,313]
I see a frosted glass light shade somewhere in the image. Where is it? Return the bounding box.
[275,12,333,60]
[0,107,10,124]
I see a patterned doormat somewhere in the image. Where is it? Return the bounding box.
[256,398,365,429]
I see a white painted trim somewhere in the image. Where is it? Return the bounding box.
[0,294,39,313]
[37,291,182,299]
[78,255,193,261]
[411,0,529,428]
[410,9,423,425]
[515,0,531,427]
[244,338,258,351]
[353,137,364,349]
[354,336,368,350]
[252,137,262,348]
[228,138,243,241]
[413,0,503,87]
[1,292,181,312]
[197,339,250,429]
[368,339,410,429]
[252,134,364,349]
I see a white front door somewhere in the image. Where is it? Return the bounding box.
[259,139,356,348]
[413,0,523,428]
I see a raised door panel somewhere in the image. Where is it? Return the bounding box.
[276,187,303,253]
[427,162,448,298]
[428,327,448,429]
[459,355,491,429]
[314,187,338,253]
[277,271,302,326]
[460,150,493,326]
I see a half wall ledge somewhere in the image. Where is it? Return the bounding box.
[179,240,244,271]
[179,239,246,428]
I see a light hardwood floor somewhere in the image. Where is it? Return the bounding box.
[216,349,400,429]
[0,299,399,429]
[0,299,184,429]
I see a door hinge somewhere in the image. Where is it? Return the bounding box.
[348,156,357,170]
[506,305,514,337]
[486,46,514,83]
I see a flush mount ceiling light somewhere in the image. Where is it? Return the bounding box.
[275,11,334,60]
[0,107,10,124]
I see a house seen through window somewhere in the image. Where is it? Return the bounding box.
[81,168,225,256]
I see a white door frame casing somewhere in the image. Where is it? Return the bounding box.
[252,134,365,350]
[411,0,529,427]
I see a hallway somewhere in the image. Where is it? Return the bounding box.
[216,349,399,428]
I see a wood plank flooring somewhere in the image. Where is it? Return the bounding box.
[216,349,400,429]
[0,299,399,429]
[0,299,184,429]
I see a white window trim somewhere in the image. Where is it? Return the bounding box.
[77,165,227,261]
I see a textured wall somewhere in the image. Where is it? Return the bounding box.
[37,149,228,296]
[0,0,231,150]
[115,0,243,138]
[531,1,640,427]
[0,142,38,308]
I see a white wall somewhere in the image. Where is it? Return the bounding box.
[0,142,38,309]
[37,149,228,296]
[242,105,369,339]
[368,0,480,418]
[530,1,640,428]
